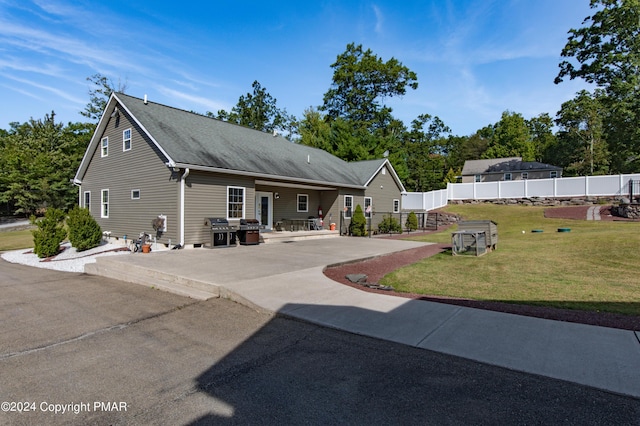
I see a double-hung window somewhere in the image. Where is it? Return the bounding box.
[504,173,512,181]
[364,197,372,219]
[344,195,353,219]
[84,191,91,211]
[101,137,108,157]
[101,189,109,218]
[123,128,132,151]
[297,194,308,212]
[393,199,400,213]
[228,186,245,219]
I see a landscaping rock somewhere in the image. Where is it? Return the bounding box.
[345,273,368,284]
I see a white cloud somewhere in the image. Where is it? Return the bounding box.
[155,86,229,114]
[372,5,383,34]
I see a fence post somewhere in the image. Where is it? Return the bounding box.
[585,176,589,196]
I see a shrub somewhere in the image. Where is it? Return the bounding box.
[378,215,402,234]
[405,211,418,231]
[67,206,103,252]
[30,208,67,258]
[350,204,367,236]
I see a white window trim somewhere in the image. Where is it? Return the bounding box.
[123,128,132,152]
[364,197,372,218]
[297,194,309,212]
[550,171,558,178]
[227,186,245,219]
[344,195,353,219]
[522,172,528,180]
[504,173,512,181]
[101,137,108,157]
[101,189,109,218]
[475,174,481,182]
[84,191,91,211]
[131,189,141,200]
[393,199,400,214]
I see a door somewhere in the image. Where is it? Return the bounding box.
[255,192,273,231]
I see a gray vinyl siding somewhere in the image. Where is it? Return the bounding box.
[184,171,255,245]
[80,110,179,245]
[364,167,403,229]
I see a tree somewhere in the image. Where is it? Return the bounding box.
[482,111,535,160]
[81,74,128,121]
[0,113,92,215]
[321,43,418,131]
[212,80,297,138]
[527,113,557,163]
[402,114,451,191]
[553,90,609,175]
[555,0,640,172]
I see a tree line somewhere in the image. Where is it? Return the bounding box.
[1,0,638,217]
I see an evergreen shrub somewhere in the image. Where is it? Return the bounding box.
[350,204,367,236]
[378,215,402,234]
[406,211,418,231]
[67,206,103,252]
[30,208,67,258]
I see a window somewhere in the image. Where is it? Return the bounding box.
[475,174,481,183]
[550,171,558,178]
[393,199,400,213]
[521,172,528,180]
[123,128,132,151]
[83,191,91,211]
[227,186,245,219]
[297,194,308,212]
[101,189,109,218]
[381,167,386,175]
[504,173,512,181]
[101,137,108,157]
[131,189,140,200]
[364,197,372,218]
[344,195,353,219]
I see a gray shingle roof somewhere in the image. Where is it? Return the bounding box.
[462,157,561,175]
[113,93,383,188]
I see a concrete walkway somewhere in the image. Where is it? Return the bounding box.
[85,237,640,399]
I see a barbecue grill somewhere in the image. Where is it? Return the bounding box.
[204,217,237,248]
[238,219,260,245]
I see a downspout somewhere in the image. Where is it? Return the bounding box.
[180,168,190,247]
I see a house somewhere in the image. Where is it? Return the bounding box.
[73,93,405,247]
[461,157,562,183]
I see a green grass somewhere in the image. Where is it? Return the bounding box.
[381,204,640,316]
[0,228,34,251]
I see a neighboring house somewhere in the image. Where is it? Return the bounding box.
[73,93,405,247]
[461,157,562,183]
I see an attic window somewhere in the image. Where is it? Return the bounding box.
[381,167,386,175]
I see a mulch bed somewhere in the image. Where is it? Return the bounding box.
[323,208,640,331]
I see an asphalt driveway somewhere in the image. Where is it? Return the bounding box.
[1,260,638,425]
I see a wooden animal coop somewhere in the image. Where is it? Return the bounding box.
[451,220,498,256]
[451,230,488,256]
[458,220,498,250]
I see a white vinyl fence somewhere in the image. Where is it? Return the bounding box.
[402,174,640,211]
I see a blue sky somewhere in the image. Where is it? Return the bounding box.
[0,0,594,136]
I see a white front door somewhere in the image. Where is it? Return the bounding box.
[255,192,273,231]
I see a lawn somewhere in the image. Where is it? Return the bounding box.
[0,229,34,252]
[381,204,640,316]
